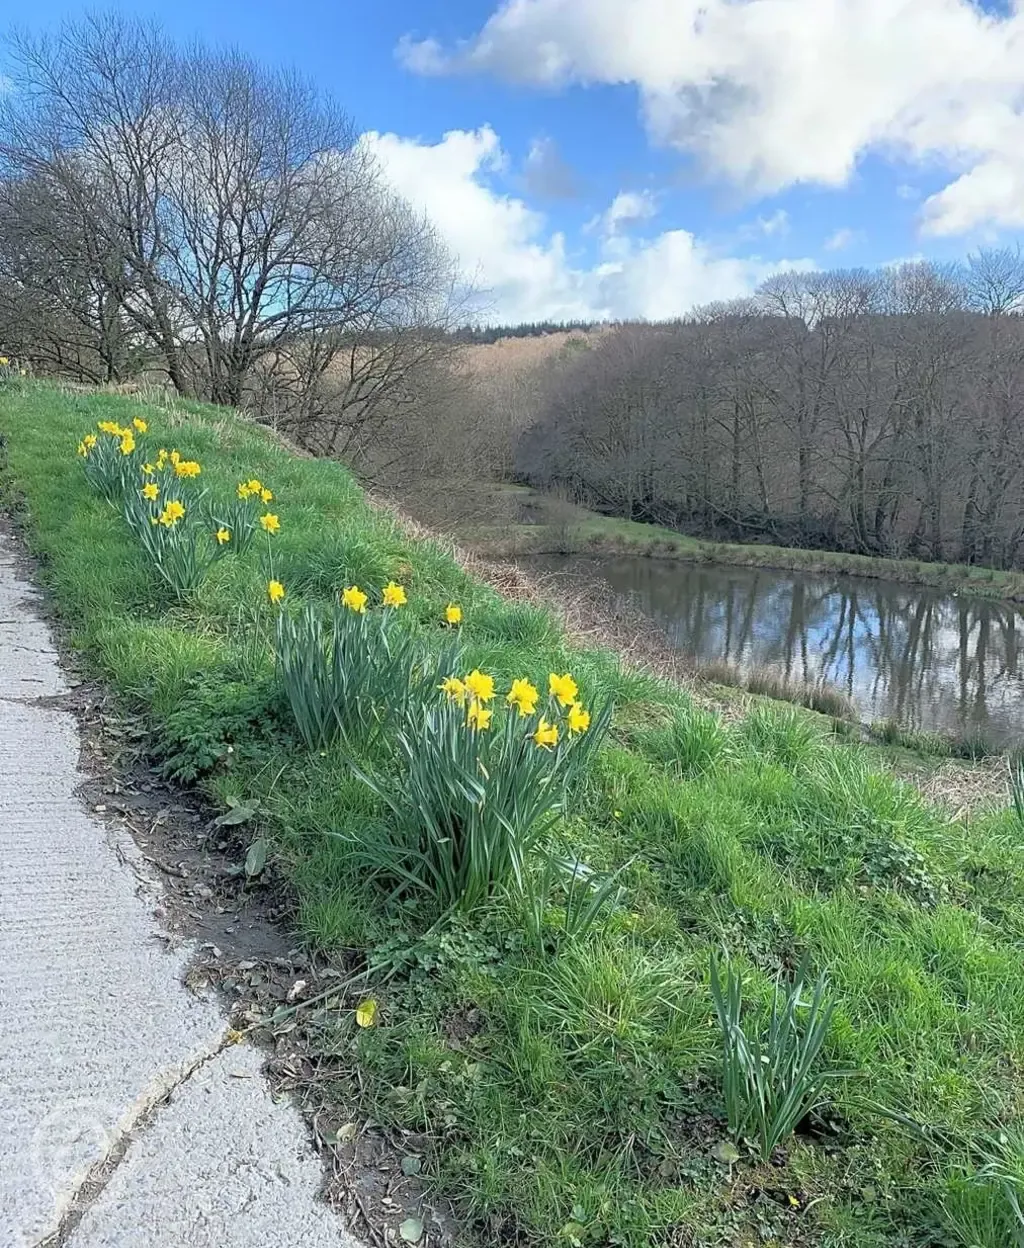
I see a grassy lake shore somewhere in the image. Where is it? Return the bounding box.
[453,483,1024,603]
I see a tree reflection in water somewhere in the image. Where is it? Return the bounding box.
[532,555,1024,744]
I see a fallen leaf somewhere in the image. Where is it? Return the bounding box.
[401,1155,422,1176]
[214,797,262,827]
[286,979,307,1002]
[712,1139,741,1165]
[244,837,268,878]
[355,999,377,1028]
[399,1216,424,1243]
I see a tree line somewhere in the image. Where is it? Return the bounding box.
[0,14,460,460]
[517,254,1024,569]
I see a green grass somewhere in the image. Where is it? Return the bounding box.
[4,381,1024,1247]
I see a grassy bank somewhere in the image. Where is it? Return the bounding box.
[4,382,1024,1248]
[456,483,1024,602]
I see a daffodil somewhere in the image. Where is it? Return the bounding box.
[260,488,273,503]
[158,500,185,527]
[76,441,88,457]
[467,700,493,731]
[268,579,285,604]
[567,703,591,734]
[506,678,539,717]
[0,356,8,366]
[170,450,181,466]
[549,672,579,708]
[141,483,160,501]
[156,449,168,469]
[119,432,136,455]
[441,676,467,704]
[237,482,252,500]
[247,478,262,494]
[445,603,462,626]
[341,585,368,613]
[259,512,280,534]
[382,580,407,608]
[216,527,231,545]
[133,417,147,433]
[174,459,201,478]
[533,718,559,749]
[465,669,496,703]
[98,420,123,436]
[142,462,155,475]
[83,434,97,449]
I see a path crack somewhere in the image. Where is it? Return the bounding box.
[32,1027,241,1248]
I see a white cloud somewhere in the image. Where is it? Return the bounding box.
[824,227,860,251]
[363,127,812,322]
[399,0,1024,236]
[601,189,657,234]
[753,209,789,238]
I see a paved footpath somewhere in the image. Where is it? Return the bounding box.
[0,532,360,1248]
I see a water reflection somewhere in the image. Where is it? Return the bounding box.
[530,555,1024,744]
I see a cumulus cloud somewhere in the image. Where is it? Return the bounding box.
[398,0,1024,236]
[362,127,812,322]
[597,189,657,235]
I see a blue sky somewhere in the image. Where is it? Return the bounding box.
[10,0,1024,322]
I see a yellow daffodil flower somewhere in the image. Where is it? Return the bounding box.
[533,717,559,749]
[158,500,186,527]
[341,585,368,613]
[76,441,88,457]
[170,450,181,466]
[441,676,467,704]
[567,703,591,734]
[247,478,262,494]
[267,579,285,604]
[445,603,462,626]
[260,488,273,503]
[83,434,97,449]
[259,512,280,534]
[133,417,147,433]
[142,462,155,475]
[382,581,407,608]
[98,420,123,436]
[174,460,201,478]
[548,672,579,708]
[467,700,493,731]
[0,356,8,366]
[465,669,496,703]
[506,678,540,717]
[237,482,252,500]
[141,483,159,501]
[119,432,136,455]
[216,527,231,545]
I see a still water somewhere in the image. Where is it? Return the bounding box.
[529,555,1024,744]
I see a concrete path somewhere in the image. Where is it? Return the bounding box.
[0,534,359,1247]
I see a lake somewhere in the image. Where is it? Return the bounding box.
[527,554,1024,744]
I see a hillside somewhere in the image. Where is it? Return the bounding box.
[2,380,1023,1248]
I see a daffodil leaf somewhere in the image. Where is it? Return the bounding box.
[355,998,377,1028]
